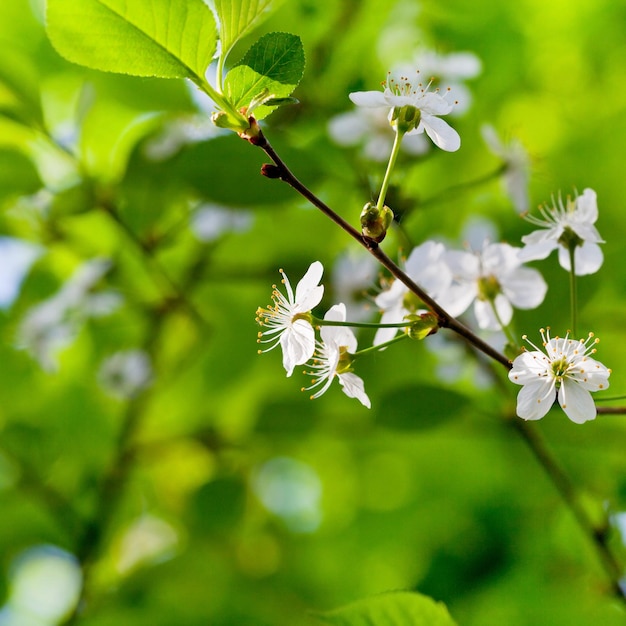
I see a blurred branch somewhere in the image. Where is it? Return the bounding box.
[512,418,626,603]
[97,196,210,330]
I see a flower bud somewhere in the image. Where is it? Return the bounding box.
[406,312,439,340]
[360,202,394,243]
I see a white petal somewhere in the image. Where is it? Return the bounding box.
[509,350,551,384]
[295,261,324,310]
[375,279,407,310]
[574,188,598,223]
[327,111,369,146]
[321,303,358,352]
[436,283,476,318]
[421,115,460,152]
[481,242,520,274]
[561,242,603,275]
[373,325,400,347]
[520,227,562,246]
[445,250,480,280]
[558,380,597,424]
[349,91,389,108]
[474,298,504,330]
[493,293,513,326]
[567,357,611,391]
[502,267,547,309]
[338,372,371,408]
[416,92,454,116]
[516,380,556,420]
[518,239,558,262]
[281,319,315,376]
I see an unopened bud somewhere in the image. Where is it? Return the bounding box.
[360,202,394,243]
[261,163,282,179]
[406,312,439,340]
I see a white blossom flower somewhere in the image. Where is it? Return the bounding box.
[349,70,461,152]
[17,258,122,371]
[508,328,610,423]
[328,106,429,162]
[303,303,370,408]
[481,124,530,214]
[374,241,457,346]
[256,262,324,377]
[445,241,547,331]
[98,350,153,399]
[519,188,603,275]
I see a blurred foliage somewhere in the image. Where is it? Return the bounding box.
[1,0,626,624]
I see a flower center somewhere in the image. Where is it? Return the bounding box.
[550,357,570,381]
[292,311,312,324]
[477,274,501,302]
[557,225,584,250]
[336,346,354,375]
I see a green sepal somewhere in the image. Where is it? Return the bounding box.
[406,312,439,340]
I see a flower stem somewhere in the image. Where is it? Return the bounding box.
[354,332,408,356]
[568,246,577,336]
[312,317,409,330]
[594,394,626,402]
[376,129,405,212]
[512,418,626,604]
[489,299,518,347]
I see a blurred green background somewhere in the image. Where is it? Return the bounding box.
[1,0,626,624]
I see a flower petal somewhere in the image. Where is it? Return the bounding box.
[420,114,460,152]
[338,372,371,408]
[321,303,358,352]
[557,242,604,275]
[295,261,324,311]
[281,319,315,376]
[558,380,597,424]
[518,239,559,262]
[502,267,547,309]
[509,350,552,384]
[515,380,556,420]
[349,91,389,108]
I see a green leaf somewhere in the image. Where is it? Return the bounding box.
[0,48,43,126]
[0,149,42,204]
[314,591,458,626]
[46,0,217,81]
[224,32,304,120]
[212,0,281,62]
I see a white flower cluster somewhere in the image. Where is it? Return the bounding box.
[255,182,610,422]
[374,238,547,344]
[256,262,370,408]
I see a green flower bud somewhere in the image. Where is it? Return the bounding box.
[360,202,394,242]
[406,312,439,340]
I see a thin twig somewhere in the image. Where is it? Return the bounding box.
[254,128,510,368]
[512,418,625,601]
